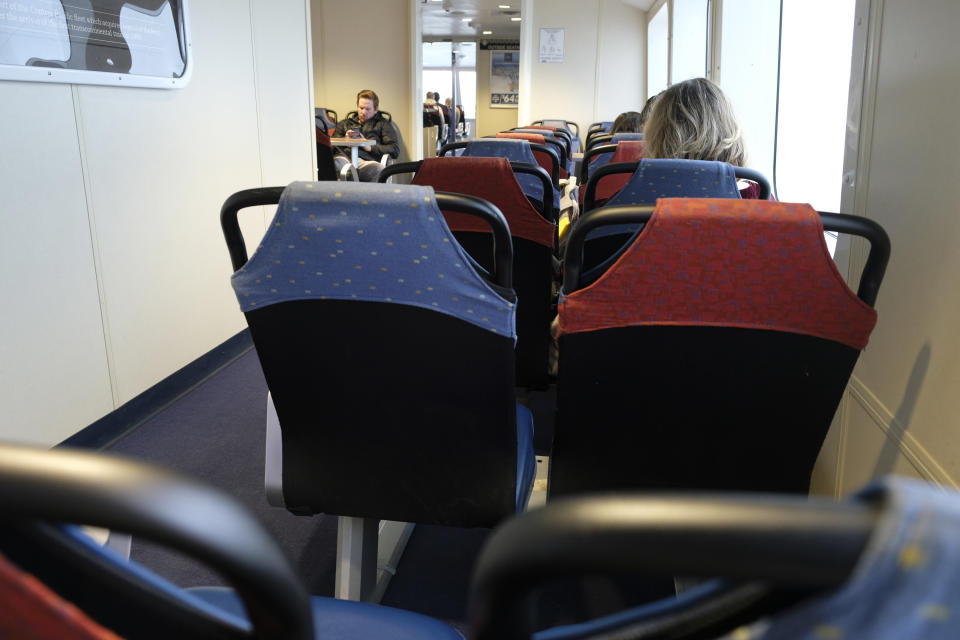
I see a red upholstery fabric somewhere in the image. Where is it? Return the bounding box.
[496,132,545,144]
[738,181,776,200]
[593,140,646,202]
[316,126,332,147]
[497,133,567,180]
[559,198,877,349]
[0,552,121,640]
[413,156,556,248]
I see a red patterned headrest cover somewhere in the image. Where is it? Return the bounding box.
[414,156,556,248]
[611,140,646,162]
[497,132,546,144]
[0,551,121,639]
[559,198,877,349]
[316,126,331,146]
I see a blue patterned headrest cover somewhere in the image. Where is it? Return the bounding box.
[231,182,516,339]
[611,132,644,142]
[464,138,538,165]
[606,158,741,207]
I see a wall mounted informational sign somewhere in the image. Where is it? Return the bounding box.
[539,28,564,63]
[489,49,519,108]
[0,0,192,88]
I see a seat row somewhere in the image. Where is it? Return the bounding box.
[0,177,892,639]
[10,439,955,639]
[222,178,889,520]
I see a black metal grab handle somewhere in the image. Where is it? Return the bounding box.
[563,204,890,304]
[435,192,513,289]
[438,141,469,157]
[377,160,423,184]
[585,131,614,151]
[220,186,286,271]
[583,161,638,212]
[468,492,877,640]
[0,443,314,640]
[819,211,890,307]
[528,143,561,188]
[511,162,556,222]
[735,167,772,200]
[578,143,618,184]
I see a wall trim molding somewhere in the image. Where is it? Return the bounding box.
[847,375,956,488]
[60,331,253,451]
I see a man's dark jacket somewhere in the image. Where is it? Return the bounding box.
[333,111,399,163]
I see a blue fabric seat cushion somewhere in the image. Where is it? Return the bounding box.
[187,587,464,640]
[516,402,536,511]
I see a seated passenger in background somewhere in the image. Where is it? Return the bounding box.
[445,97,464,124]
[333,89,399,182]
[610,110,644,135]
[643,77,766,199]
[637,91,660,128]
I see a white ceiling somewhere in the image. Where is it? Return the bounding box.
[420,0,656,41]
[421,0,523,40]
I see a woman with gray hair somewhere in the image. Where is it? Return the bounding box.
[643,77,766,197]
[643,77,748,167]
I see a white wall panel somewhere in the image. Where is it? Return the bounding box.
[522,0,644,134]
[837,1,960,490]
[595,0,645,121]
[75,3,265,404]
[252,0,315,186]
[524,0,600,131]
[0,1,314,444]
[0,82,114,444]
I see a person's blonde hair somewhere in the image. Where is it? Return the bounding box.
[643,78,747,166]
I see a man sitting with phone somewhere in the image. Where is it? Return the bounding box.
[332,89,399,181]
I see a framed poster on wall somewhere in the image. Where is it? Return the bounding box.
[489,49,518,108]
[539,28,564,63]
[0,0,192,88]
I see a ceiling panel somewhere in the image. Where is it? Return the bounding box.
[420,0,657,41]
[421,0,522,40]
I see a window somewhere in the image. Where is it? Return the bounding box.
[648,0,858,255]
[718,0,781,183]
[422,42,477,122]
[671,0,708,83]
[775,0,857,213]
[647,4,669,96]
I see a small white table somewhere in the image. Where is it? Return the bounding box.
[330,137,373,181]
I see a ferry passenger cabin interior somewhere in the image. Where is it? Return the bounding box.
[3,0,960,637]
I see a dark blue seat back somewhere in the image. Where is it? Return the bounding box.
[231,182,529,527]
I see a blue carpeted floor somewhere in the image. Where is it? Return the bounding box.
[103,345,672,628]
[103,347,498,622]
